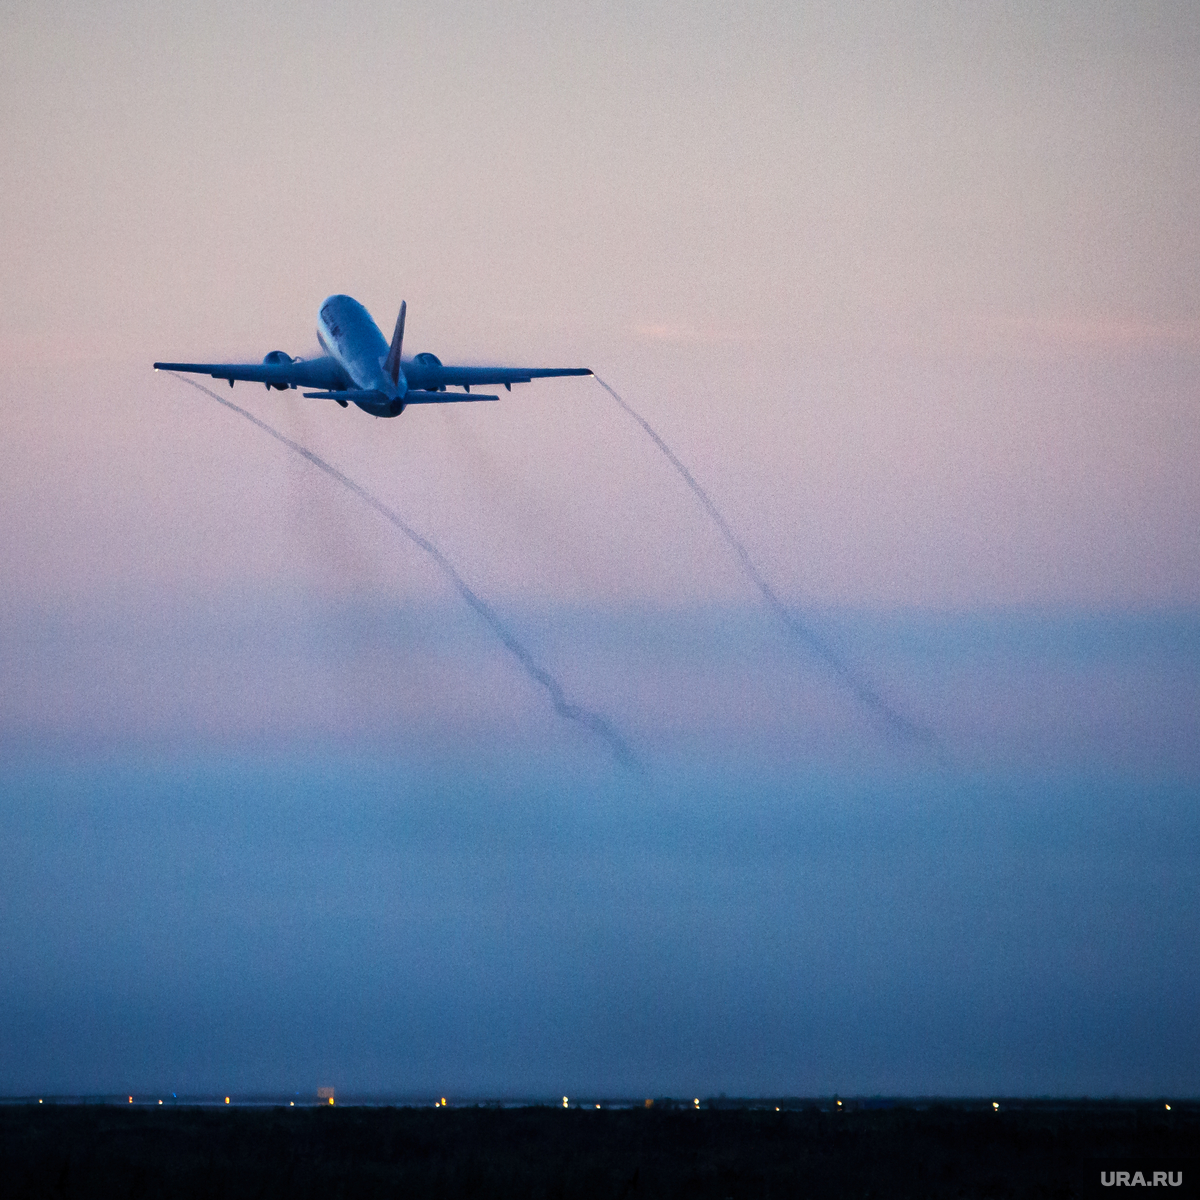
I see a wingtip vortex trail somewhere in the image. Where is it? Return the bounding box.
[593,373,946,762]
[164,372,642,773]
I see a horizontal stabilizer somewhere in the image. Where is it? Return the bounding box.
[403,390,499,404]
[302,390,385,400]
[302,389,499,404]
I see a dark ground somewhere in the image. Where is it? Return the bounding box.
[0,1100,1195,1199]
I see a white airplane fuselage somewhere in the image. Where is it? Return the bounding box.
[316,294,406,416]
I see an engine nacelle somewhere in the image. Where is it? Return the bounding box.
[413,351,444,391]
[262,350,293,390]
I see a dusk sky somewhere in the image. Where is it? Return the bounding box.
[1,0,1198,1098]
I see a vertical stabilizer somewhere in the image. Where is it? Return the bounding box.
[384,301,406,386]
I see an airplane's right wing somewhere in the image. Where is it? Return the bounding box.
[403,363,592,391]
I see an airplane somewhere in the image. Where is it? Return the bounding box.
[154,294,592,418]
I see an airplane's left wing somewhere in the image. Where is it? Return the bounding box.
[153,356,346,391]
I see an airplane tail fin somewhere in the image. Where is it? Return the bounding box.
[384,301,406,385]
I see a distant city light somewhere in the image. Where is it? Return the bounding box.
[563,1096,569,1108]
[225,1097,230,1104]
[128,1097,132,1104]
[290,1102,295,1107]
[837,1100,842,1107]
[693,1099,699,1108]
[992,1102,999,1111]
[158,1100,162,1105]
[38,1099,42,1104]
[776,1107,780,1112]
[1166,1104,1172,1111]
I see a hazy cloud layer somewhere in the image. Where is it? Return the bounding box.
[3,596,1198,776]
[3,746,1198,1097]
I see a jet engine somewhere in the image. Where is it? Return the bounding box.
[262,350,293,390]
[413,351,444,390]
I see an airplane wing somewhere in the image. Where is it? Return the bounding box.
[153,356,346,391]
[403,363,592,392]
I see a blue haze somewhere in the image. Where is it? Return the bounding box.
[0,603,1197,1097]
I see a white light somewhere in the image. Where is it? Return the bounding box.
[158,1100,162,1105]
[290,1102,294,1107]
[992,1102,999,1111]
[1166,1104,1172,1111]
[563,1096,569,1108]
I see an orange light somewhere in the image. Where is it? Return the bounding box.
[128,1096,132,1103]
[225,1097,230,1105]
[328,1097,334,1105]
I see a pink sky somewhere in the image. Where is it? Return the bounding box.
[2,0,1198,613]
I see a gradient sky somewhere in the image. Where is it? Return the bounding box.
[1,0,1198,1097]
[3,0,1200,610]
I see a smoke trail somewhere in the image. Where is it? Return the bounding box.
[594,374,941,755]
[167,374,640,772]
